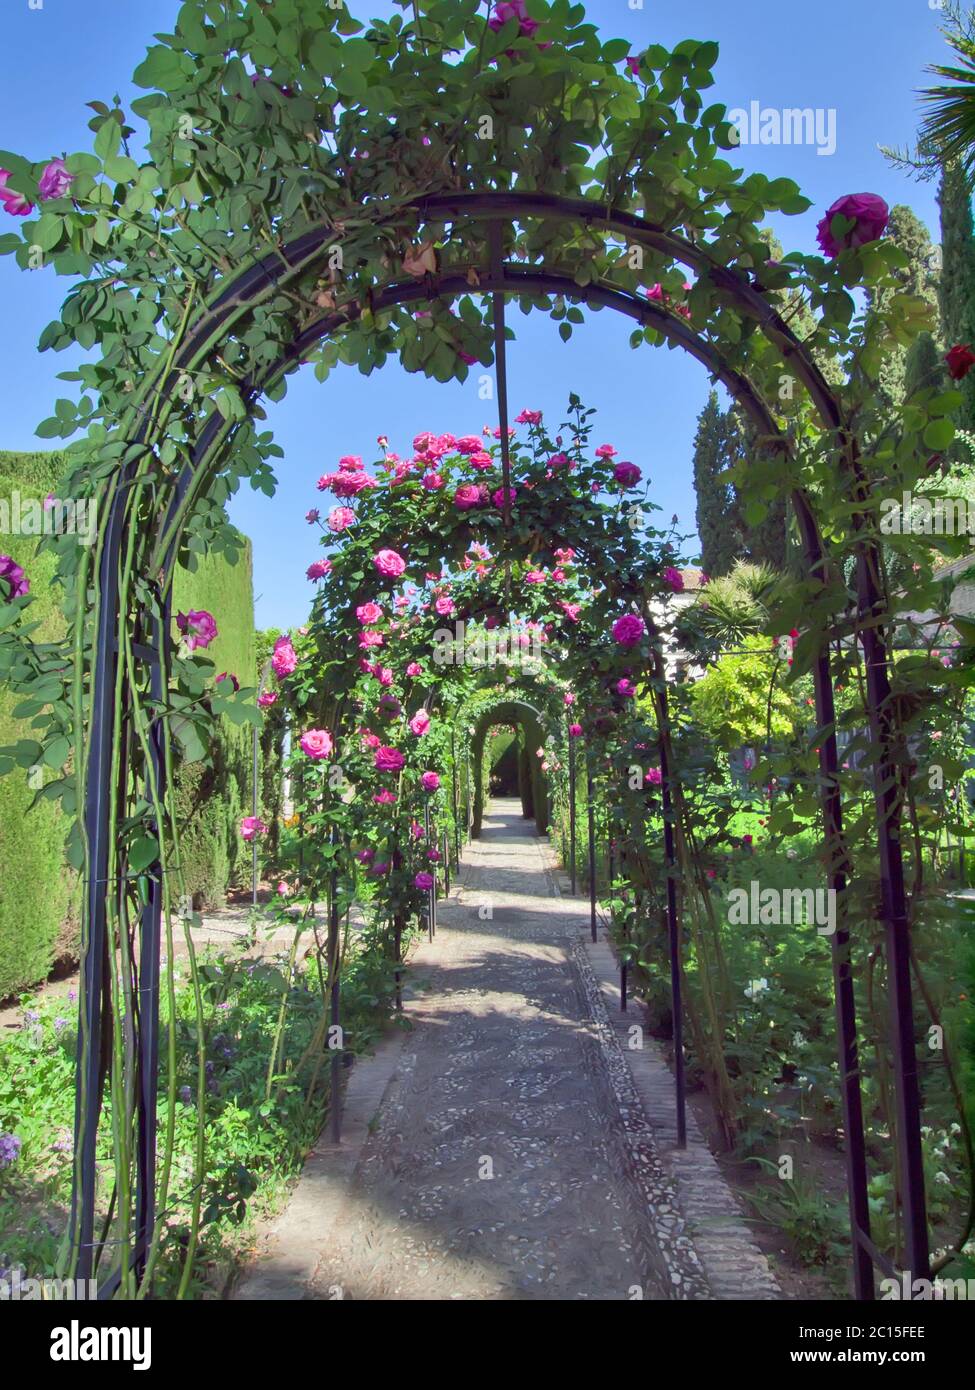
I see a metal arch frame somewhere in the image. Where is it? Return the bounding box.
[75,190,924,1300]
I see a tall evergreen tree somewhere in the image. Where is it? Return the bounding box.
[870,205,940,412]
[692,391,741,577]
[938,162,975,425]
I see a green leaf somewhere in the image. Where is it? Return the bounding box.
[43,737,70,769]
[128,835,160,873]
[923,417,955,451]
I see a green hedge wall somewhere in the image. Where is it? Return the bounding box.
[0,450,258,997]
[0,450,77,997]
[171,543,258,909]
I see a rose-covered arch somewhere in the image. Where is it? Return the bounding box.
[0,0,954,1299]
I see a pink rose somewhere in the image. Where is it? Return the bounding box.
[328,506,356,532]
[38,158,74,201]
[612,613,646,647]
[300,728,334,760]
[374,548,406,578]
[272,635,298,677]
[454,484,482,511]
[414,871,435,891]
[406,662,423,677]
[0,169,33,216]
[409,710,431,736]
[373,790,397,805]
[306,508,320,523]
[816,193,889,258]
[375,746,405,772]
[595,444,618,458]
[423,472,444,490]
[356,601,383,625]
[421,771,441,791]
[614,461,641,488]
[306,559,331,581]
[663,566,684,593]
[616,678,635,697]
[434,594,454,616]
[257,690,278,709]
[564,692,575,706]
[176,609,218,651]
[645,768,662,786]
[240,816,267,841]
[569,723,583,738]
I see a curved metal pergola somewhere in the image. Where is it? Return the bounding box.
[75,190,924,1300]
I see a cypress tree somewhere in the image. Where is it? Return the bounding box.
[870,205,940,412]
[937,163,975,426]
[692,390,742,576]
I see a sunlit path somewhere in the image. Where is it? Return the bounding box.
[237,800,776,1301]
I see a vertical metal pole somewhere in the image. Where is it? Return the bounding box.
[466,749,472,842]
[856,543,929,1285]
[451,729,461,863]
[327,825,341,1144]
[72,478,128,1283]
[587,763,597,944]
[135,604,168,1286]
[568,714,577,894]
[442,828,450,896]
[424,799,435,941]
[658,698,686,1150]
[251,721,259,906]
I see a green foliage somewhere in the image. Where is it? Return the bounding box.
[689,637,800,749]
[938,164,975,428]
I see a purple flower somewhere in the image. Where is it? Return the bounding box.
[54,1016,68,1033]
[176,608,218,651]
[22,1009,39,1026]
[816,193,889,258]
[0,1133,22,1168]
[0,555,29,598]
[414,871,435,891]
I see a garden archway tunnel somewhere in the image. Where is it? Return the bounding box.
[469,699,551,837]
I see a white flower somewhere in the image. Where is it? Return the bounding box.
[744,977,769,1000]
[934,1172,951,1186]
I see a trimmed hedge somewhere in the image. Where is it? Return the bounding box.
[171,544,258,908]
[0,450,77,997]
[0,451,258,996]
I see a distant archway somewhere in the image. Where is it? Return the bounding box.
[470,700,551,837]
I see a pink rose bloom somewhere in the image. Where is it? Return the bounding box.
[257,690,278,709]
[0,169,33,216]
[409,710,431,736]
[559,602,581,622]
[306,559,331,581]
[406,661,423,677]
[645,768,663,786]
[595,444,618,458]
[414,871,435,891]
[176,609,218,651]
[38,158,74,200]
[359,630,384,648]
[300,728,334,760]
[434,594,454,616]
[816,193,889,258]
[612,613,646,647]
[421,771,441,791]
[328,506,356,532]
[338,454,363,471]
[374,790,397,806]
[423,472,444,490]
[375,745,405,772]
[663,566,684,593]
[525,569,546,584]
[454,436,480,454]
[454,483,482,511]
[564,692,575,706]
[515,408,542,424]
[469,451,494,470]
[240,816,267,841]
[554,547,576,562]
[0,555,29,597]
[616,678,635,697]
[361,731,381,749]
[374,548,406,578]
[427,848,441,862]
[272,635,298,677]
[411,819,425,839]
[547,452,570,470]
[645,283,665,302]
[569,723,583,738]
[375,665,394,686]
[306,508,320,523]
[356,601,383,625]
[614,461,641,488]
[276,880,291,896]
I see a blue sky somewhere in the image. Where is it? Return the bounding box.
[0,0,952,629]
